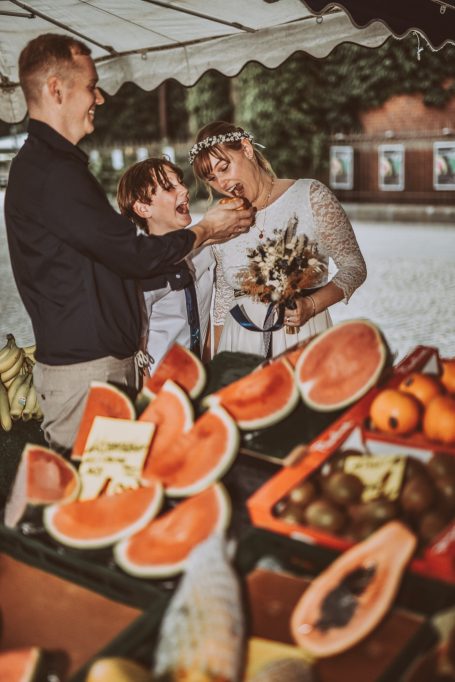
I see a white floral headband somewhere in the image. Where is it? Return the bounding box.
[188,130,256,165]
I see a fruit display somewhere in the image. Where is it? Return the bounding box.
[290,521,417,657]
[115,484,231,578]
[295,319,390,412]
[203,358,300,430]
[274,448,455,548]
[0,334,41,431]
[369,368,455,445]
[4,444,80,528]
[0,646,42,682]
[141,406,239,497]
[44,482,163,549]
[143,343,206,399]
[71,381,136,459]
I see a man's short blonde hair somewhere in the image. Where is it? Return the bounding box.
[19,33,91,105]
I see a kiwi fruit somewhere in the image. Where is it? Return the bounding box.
[288,480,317,508]
[400,476,435,515]
[304,499,346,534]
[324,471,364,506]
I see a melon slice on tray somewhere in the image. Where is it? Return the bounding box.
[71,382,135,460]
[4,444,80,528]
[44,482,163,549]
[204,359,299,430]
[142,406,239,497]
[114,484,230,578]
[0,647,42,682]
[139,379,193,462]
[295,319,390,413]
[143,344,206,399]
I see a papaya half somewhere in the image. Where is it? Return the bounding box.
[290,521,417,658]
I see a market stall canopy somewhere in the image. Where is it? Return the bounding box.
[304,0,455,50]
[0,0,393,123]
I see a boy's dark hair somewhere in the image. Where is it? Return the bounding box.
[117,157,184,231]
[19,33,91,105]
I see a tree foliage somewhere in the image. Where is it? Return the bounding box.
[235,36,455,178]
[186,71,234,137]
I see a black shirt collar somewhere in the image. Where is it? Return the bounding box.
[28,119,88,164]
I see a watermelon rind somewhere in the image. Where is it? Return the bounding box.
[0,647,42,682]
[141,379,194,433]
[4,444,80,529]
[146,345,206,400]
[164,405,239,498]
[204,359,300,431]
[113,483,231,578]
[71,381,136,460]
[43,483,163,550]
[295,319,388,412]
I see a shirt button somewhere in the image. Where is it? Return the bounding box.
[176,274,180,278]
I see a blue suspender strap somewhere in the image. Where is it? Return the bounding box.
[184,280,202,358]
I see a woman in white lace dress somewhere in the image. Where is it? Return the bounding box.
[190,121,367,358]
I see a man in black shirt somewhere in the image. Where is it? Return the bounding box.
[5,33,252,452]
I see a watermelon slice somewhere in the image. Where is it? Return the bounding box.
[204,359,299,430]
[139,379,193,465]
[114,484,230,578]
[142,406,239,497]
[43,482,163,549]
[144,344,206,399]
[295,319,389,412]
[4,444,80,528]
[71,382,135,460]
[0,647,41,682]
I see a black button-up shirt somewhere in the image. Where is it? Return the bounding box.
[4,120,195,365]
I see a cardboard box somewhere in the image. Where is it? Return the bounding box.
[248,346,455,586]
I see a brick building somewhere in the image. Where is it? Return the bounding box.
[329,92,455,205]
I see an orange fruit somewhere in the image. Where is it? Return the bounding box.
[369,389,421,436]
[423,395,455,445]
[441,360,455,394]
[399,372,444,407]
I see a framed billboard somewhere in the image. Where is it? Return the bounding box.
[434,141,455,190]
[378,144,404,191]
[329,145,353,190]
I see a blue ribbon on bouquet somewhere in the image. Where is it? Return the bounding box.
[230,302,284,358]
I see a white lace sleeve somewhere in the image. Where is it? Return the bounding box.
[310,180,366,302]
[213,247,235,326]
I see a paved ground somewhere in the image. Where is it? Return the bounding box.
[1,191,454,361]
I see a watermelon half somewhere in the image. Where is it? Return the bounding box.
[4,444,80,528]
[114,484,230,578]
[0,647,41,682]
[142,406,239,497]
[295,319,390,412]
[204,359,299,430]
[144,344,206,399]
[139,379,193,466]
[43,482,163,549]
[71,382,135,460]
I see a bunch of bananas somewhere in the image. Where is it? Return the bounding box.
[0,334,43,432]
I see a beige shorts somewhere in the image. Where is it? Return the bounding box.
[33,355,137,454]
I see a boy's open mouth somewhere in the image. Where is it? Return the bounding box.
[176,201,189,215]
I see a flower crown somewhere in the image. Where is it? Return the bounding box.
[188,130,254,165]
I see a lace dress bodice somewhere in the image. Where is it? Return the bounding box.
[213,178,366,325]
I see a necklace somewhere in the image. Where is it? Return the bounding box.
[254,176,275,239]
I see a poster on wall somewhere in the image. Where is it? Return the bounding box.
[378,144,404,191]
[434,142,455,190]
[329,145,353,190]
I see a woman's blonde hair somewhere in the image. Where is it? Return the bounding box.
[192,121,274,200]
